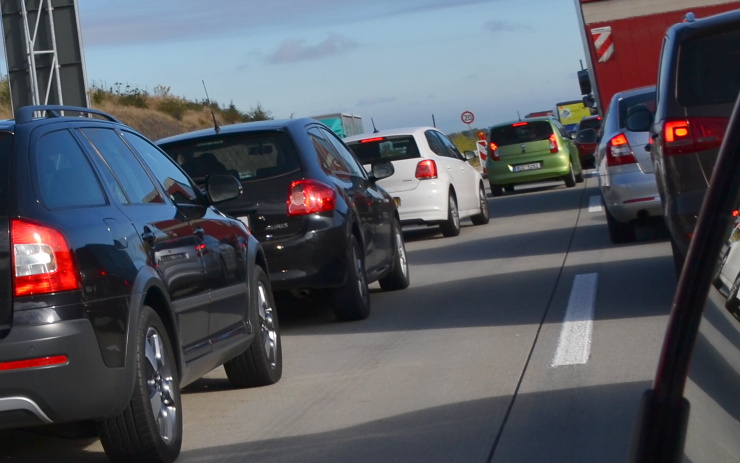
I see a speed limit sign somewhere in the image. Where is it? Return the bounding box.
[461,110,475,124]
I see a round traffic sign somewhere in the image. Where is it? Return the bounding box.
[461,110,474,125]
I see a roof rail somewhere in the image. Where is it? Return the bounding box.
[14,105,122,125]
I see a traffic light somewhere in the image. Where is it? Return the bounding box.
[577,69,591,95]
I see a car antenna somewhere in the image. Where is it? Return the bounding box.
[202,80,220,134]
[371,117,379,133]
[517,110,522,122]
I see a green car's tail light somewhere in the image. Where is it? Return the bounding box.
[489,142,500,161]
[606,133,637,166]
[287,179,336,216]
[548,133,559,153]
[415,159,438,179]
[661,117,728,157]
[12,219,80,297]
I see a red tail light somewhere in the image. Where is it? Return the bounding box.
[287,179,336,216]
[11,219,79,297]
[661,117,728,156]
[548,133,559,153]
[415,159,438,179]
[489,142,500,161]
[606,133,637,166]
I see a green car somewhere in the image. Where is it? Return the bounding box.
[486,117,583,196]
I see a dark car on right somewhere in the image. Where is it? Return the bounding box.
[628,10,740,271]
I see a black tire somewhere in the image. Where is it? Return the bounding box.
[439,193,461,237]
[490,183,503,197]
[330,235,370,321]
[575,170,584,183]
[504,185,515,193]
[99,306,182,463]
[564,163,577,188]
[604,202,636,243]
[379,219,410,291]
[726,272,740,314]
[224,266,282,388]
[471,184,490,225]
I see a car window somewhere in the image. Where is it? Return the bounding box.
[34,129,106,209]
[123,132,200,206]
[348,136,421,164]
[424,130,448,157]
[677,28,740,106]
[318,127,367,178]
[160,132,300,183]
[490,121,553,146]
[432,131,465,160]
[618,92,656,128]
[308,126,352,175]
[81,128,164,204]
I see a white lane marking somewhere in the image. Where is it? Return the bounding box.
[551,273,598,367]
[588,195,602,212]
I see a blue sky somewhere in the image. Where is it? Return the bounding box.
[7,0,588,135]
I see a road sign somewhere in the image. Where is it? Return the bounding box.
[461,110,474,125]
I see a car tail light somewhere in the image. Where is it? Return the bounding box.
[489,142,500,161]
[360,137,385,143]
[415,159,438,179]
[606,133,637,166]
[548,133,559,153]
[11,219,80,297]
[661,117,728,156]
[287,179,336,216]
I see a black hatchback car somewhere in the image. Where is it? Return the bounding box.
[0,105,282,463]
[158,118,410,322]
[628,10,740,272]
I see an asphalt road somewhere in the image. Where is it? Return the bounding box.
[0,171,678,463]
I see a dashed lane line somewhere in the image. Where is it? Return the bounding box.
[551,272,599,367]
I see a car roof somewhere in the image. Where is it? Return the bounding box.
[612,85,656,100]
[344,126,437,143]
[157,117,318,144]
[489,116,554,129]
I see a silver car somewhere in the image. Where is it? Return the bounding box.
[594,86,662,243]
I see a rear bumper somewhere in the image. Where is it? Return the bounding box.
[487,153,571,185]
[390,180,449,224]
[262,215,349,292]
[602,170,662,223]
[0,319,131,429]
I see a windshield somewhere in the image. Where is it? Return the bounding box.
[159,131,300,184]
[347,136,421,165]
[489,121,553,146]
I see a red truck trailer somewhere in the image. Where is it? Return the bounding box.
[575,0,740,115]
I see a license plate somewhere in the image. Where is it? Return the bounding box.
[512,162,541,172]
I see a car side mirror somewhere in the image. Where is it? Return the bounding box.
[370,160,394,181]
[626,107,653,132]
[575,128,597,144]
[463,150,477,161]
[206,174,242,203]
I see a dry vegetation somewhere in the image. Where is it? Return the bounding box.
[0,77,272,141]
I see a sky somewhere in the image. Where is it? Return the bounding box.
[3,0,588,135]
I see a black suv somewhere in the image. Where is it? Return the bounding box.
[629,10,740,271]
[0,106,282,462]
[157,118,410,322]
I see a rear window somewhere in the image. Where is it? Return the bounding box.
[618,91,656,128]
[159,131,300,183]
[489,121,553,146]
[677,27,740,106]
[347,136,420,165]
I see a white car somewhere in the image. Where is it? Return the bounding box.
[345,127,489,237]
